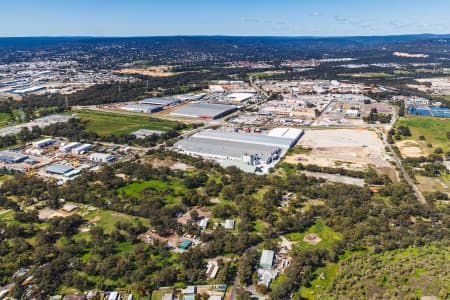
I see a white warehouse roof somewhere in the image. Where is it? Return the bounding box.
[267,128,304,140]
[194,129,300,149]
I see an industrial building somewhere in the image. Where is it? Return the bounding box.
[139,97,179,106]
[121,104,163,114]
[32,138,56,148]
[0,151,28,163]
[131,129,164,139]
[226,92,255,103]
[71,144,92,155]
[45,164,74,176]
[88,153,115,163]
[170,103,238,119]
[174,128,303,173]
[59,142,81,152]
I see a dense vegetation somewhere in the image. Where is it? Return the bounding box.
[1,149,448,299]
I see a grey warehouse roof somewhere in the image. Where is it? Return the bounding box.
[45,164,74,175]
[194,129,296,148]
[0,151,28,162]
[174,137,280,161]
[170,103,237,118]
[139,97,179,106]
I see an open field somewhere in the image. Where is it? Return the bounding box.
[78,209,150,236]
[285,219,342,250]
[115,65,182,77]
[118,178,187,198]
[416,175,449,195]
[397,140,425,157]
[338,72,394,78]
[72,110,180,136]
[0,112,10,127]
[396,117,450,155]
[286,129,394,175]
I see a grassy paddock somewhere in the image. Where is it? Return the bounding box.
[72,110,181,136]
[396,116,450,153]
[285,219,343,250]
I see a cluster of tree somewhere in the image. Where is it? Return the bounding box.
[363,108,392,124]
[1,149,449,298]
[297,163,391,185]
[326,242,449,300]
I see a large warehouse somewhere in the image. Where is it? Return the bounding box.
[139,97,179,106]
[0,151,28,163]
[121,104,163,114]
[174,128,303,173]
[170,103,238,119]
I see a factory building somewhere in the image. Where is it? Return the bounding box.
[32,138,56,148]
[131,129,164,139]
[0,151,28,163]
[88,153,116,163]
[170,103,238,119]
[71,144,92,155]
[45,164,74,176]
[138,97,179,106]
[121,104,163,114]
[59,142,81,152]
[174,128,303,174]
[226,92,255,103]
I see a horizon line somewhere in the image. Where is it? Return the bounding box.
[1,33,450,39]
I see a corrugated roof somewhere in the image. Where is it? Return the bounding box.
[175,137,280,161]
[194,129,295,148]
[260,250,275,268]
[170,103,237,118]
[139,97,179,106]
[45,164,74,175]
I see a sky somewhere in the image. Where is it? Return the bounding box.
[1,0,450,37]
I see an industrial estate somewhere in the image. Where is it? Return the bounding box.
[0,33,449,300]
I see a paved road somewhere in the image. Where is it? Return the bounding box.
[378,128,426,204]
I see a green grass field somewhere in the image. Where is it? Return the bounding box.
[0,112,11,128]
[72,110,180,136]
[396,116,450,153]
[285,219,343,250]
[76,209,150,239]
[118,178,187,198]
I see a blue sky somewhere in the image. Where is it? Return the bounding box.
[1,0,450,37]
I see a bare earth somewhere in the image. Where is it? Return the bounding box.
[286,129,392,172]
[115,65,181,77]
[397,140,425,158]
[304,233,322,245]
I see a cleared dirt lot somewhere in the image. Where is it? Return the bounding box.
[397,140,425,158]
[114,65,182,77]
[286,129,394,174]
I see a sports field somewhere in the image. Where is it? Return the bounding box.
[73,110,181,136]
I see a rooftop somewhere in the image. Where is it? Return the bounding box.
[170,103,237,119]
[139,97,179,106]
[45,164,74,175]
